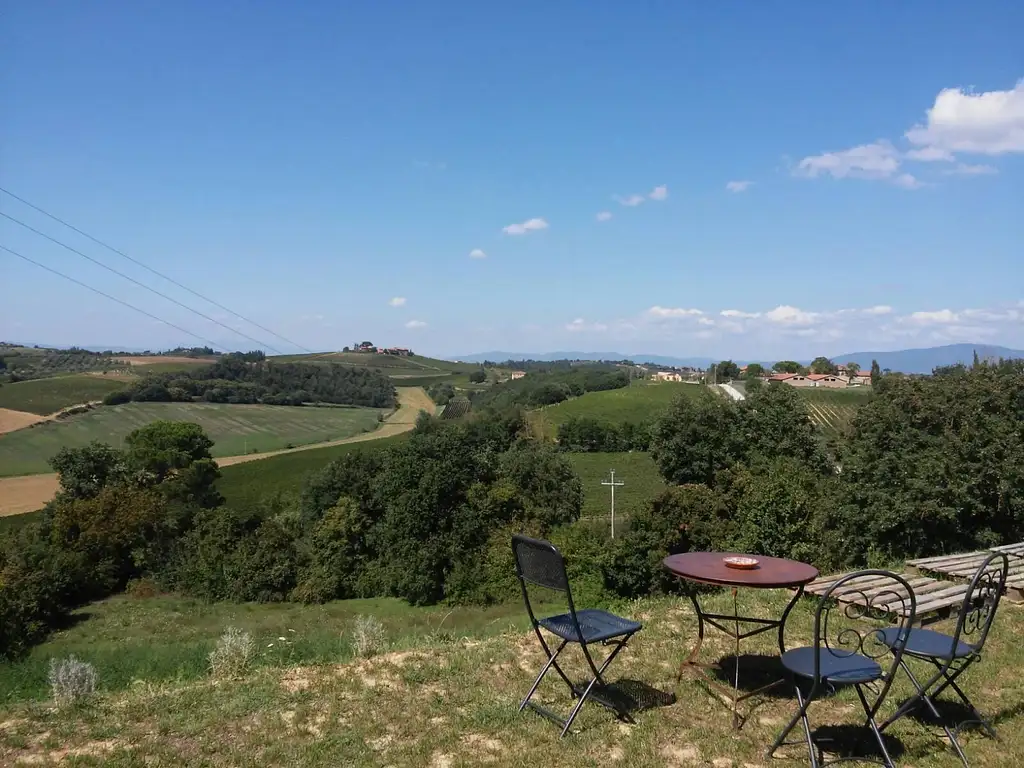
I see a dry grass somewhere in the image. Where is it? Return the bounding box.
[2,591,1024,766]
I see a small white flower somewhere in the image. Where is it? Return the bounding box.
[267,643,274,648]
[278,636,287,641]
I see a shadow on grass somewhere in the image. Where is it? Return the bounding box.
[707,653,795,700]
[809,723,907,764]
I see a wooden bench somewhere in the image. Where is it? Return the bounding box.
[907,542,1024,603]
[801,571,969,624]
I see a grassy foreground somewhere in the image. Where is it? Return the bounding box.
[0,375,127,416]
[3,590,1023,766]
[0,402,387,477]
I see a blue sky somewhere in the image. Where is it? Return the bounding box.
[2,1,1022,359]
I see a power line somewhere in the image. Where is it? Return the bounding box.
[0,186,316,354]
[1,244,229,352]
[0,210,286,354]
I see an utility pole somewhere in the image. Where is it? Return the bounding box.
[601,469,625,539]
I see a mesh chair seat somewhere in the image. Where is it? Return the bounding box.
[877,627,976,661]
[539,609,642,644]
[782,646,884,685]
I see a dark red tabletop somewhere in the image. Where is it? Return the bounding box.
[663,552,818,589]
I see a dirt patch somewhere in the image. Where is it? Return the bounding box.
[0,474,59,516]
[0,407,46,435]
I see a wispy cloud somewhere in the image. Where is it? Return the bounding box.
[721,309,760,319]
[648,184,668,201]
[726,180,753,193]
[565,318,608,332]
[647,306,704,318]
[764,305,820,326]
[944,163,998,176]
[595,211,613,222]
[388,297,406,307]
[405,319,427,329]
[502,217,549,236]
[469,248,487,259]
[614,194,646,207]
[907,309,959,324]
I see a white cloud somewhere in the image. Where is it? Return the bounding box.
[595,211,613,222]
[388,297,406,307]
[725,180,753,193]
[469,248,487,259]
[615,194,646,207]
[647,306,704,318]
[565,318,608,332]
[944,163,998,176]
[697,316,715,327]
[796,140,901,181]
[908,309,959,324]
[905,146,954,162]
[721,309,761,319]
[405,319,427,329]
[764,305,820,326]
[862,305,894,315]
[905,80,1024,156]
[892,173,924,189]
[502,217,549,236]
[648,184,669,201]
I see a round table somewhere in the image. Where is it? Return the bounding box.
[663,552,819,728]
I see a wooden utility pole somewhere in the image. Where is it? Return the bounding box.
[601,469,625,539]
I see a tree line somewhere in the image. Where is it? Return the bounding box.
[470,365,629,410]
[105,354,396,409]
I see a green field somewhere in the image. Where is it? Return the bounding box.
[568,451,666,528]
[0,374,129,415]
[217,432,411,509]
[0,402,387,477]
[0,592,534,702]
[129,360,214,374]
[797,386,874,438]
[530,381,705,437]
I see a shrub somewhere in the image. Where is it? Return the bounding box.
[49,656,98,708]
[102,389,131,405]
[209,627,255,679]
[349,615,386,658]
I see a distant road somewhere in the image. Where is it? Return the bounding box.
[0,387,433,517]
[719,382,746,401]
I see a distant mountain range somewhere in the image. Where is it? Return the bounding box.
[453,343,1024,375]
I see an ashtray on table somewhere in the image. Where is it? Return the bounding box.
[723,556,759,570]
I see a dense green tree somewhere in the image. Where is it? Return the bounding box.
[717,360,740,380]
[49,442,129,501]
[839,363,1024,562]
[650,390,742,485]
[744,363,765,379]
[736,383,832,475]
[809,356,837,375]
[773,360,802,374]
[870,359,882,388]
[468,368,486,384]
[845,362,861,378]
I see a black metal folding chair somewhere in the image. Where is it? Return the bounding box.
[511,534,643,737]
[877,551,1009,767]
[767,570,917,768]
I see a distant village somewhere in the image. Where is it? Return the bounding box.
[345,341,413,357]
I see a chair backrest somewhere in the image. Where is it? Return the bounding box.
[950,550,1009,653]
[813,570,917,706]
[511,534,579,629]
